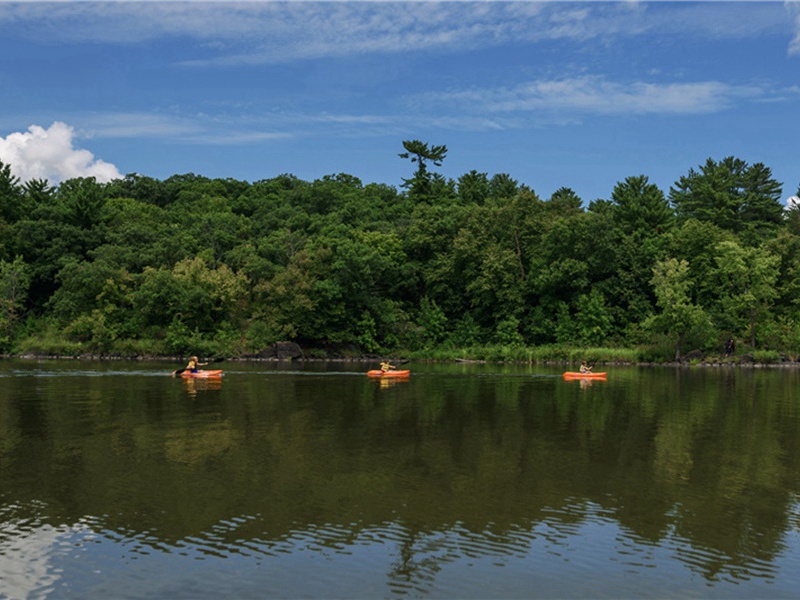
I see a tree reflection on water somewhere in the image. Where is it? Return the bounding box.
[1,363,799,596]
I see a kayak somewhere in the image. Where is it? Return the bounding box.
[367,370,410,378]
[563,371,606,380]
[180,369,224,379]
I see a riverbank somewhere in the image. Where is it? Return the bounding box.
[3,351,799,368]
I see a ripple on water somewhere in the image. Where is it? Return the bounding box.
[3,497,800,599]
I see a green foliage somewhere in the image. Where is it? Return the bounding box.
[757,316,800,358]
[574,289,613,346]
[0,256,31,350]
[649,257,711,359]
[398,139,449,201]
[548,187,583,213]
[57,177,107,229]
[494,316,524,347]
[1,149,798,362]
[612,175,673,235]
[714,240,779,349]
[356,311,380,354]
[0,160,27,224]
[448,313,484,347]
[63,309,117,353]
[750,349,783,364]
[417,296,448,348]
[457,170,490,205]
[670,157,783,244]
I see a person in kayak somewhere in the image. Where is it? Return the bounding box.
[580,361,593,374]
[380,361,396,372]
[185,356,208,373]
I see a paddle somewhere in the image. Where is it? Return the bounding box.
[378,358,409,371]
[171,357,226,377]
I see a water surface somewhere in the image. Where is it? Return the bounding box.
[1,360,799,598]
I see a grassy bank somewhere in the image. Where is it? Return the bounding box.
[8,331,797,366]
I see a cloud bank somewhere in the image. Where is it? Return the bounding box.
[0,122,122,185]
[412,77,764,119]
[0,2,792,64]
[790,2,800,56]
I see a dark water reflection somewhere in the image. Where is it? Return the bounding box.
[1,360,799,598]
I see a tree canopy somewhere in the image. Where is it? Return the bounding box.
[0,146,797,360]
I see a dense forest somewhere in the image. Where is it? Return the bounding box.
[1,141,799,362]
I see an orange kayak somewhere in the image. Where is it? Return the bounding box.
[180,369,224,379]
[367,370,410,378]
[563,372,606,380]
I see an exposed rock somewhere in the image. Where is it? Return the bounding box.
[275,341,303,359]
[682,349,705,362]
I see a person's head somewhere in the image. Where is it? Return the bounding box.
[191,356,198,361]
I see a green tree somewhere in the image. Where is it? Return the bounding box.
[548,187,583,214]
[254,248,333,342]
[663,219,734,310]
[457,170,490,205]
[49,259,124,323]
[527,208,620,339]
[670,157,783,244]
[786,187,800,236]
[494,315,524,346]
[56,177,107,229]
[649,258,710,360]
[574,288,613,346]
[417,295,448,347]
[488,173,519,200]
[398,140,448,200]
[0,160,27,223]
[611,175,673,236]
[0,256,31,349]
[713,241,779,349]
[604,175,672,328]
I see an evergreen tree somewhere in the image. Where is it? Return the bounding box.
[670,157,783,244]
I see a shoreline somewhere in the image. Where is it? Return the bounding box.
[2,353,799,369]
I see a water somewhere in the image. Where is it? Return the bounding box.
[1,360,799,598]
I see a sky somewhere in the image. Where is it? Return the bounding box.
[1,1,799,206]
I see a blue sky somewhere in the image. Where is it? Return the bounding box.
[1,1,799,205]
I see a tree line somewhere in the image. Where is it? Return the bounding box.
[0,141,799,360]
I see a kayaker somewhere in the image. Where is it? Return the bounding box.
[380,361,395,372]
[579,361,592,374]
[185,356,208,373]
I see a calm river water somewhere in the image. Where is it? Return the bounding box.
[1,359,799,599]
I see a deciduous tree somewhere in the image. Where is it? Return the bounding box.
[650,258,710,360]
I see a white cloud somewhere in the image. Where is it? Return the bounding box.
[0,2,791,65]
[414,76,764,118]
[787,195,800,209]
[0,122,122,185]
[788,1,800,56]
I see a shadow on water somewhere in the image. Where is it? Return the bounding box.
[1,360,800,598]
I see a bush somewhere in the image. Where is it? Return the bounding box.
[751,349,782,364]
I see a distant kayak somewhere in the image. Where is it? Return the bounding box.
[179,369,224,379]
[367,370,410,378]
[562,372,606,380]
